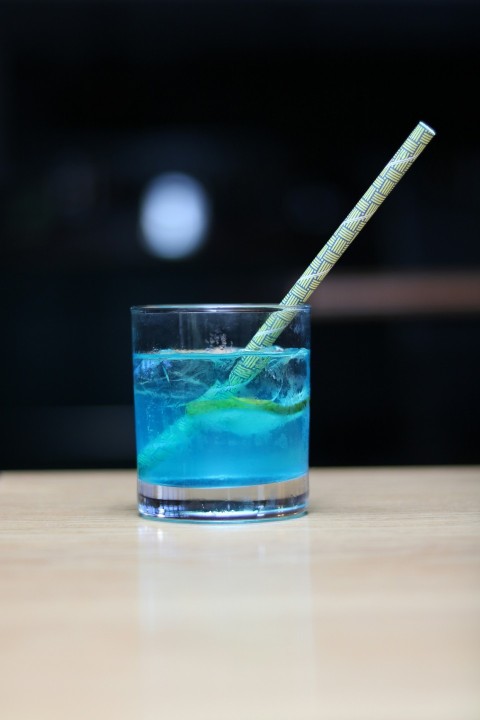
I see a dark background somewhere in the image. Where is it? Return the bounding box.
[1,0,479,470]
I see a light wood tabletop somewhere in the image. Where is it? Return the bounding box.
[1,467,479,720]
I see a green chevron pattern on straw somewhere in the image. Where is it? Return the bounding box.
[227,120,436,387]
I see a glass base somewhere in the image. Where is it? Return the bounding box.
[137,474,309,522]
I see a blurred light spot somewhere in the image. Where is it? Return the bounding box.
[140,173,210,259]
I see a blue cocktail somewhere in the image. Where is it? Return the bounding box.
[131,305,310,521]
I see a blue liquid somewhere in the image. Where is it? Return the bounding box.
[133,347,310,488]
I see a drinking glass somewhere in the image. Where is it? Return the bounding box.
[131,304,310,522]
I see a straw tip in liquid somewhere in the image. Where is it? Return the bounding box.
[419,120,436,136]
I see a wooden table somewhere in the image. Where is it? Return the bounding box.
[1,467,479,720]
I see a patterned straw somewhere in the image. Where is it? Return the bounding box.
[228,120,436,387]
[138,122,436,470]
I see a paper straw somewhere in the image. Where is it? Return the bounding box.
[228,120,436,386]
[138,122,436,470]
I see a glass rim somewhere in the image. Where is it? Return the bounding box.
[131,303,310,313]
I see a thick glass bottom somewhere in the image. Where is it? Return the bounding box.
[137,474,309,522]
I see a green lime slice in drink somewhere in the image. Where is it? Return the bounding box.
[186,396,309,417]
